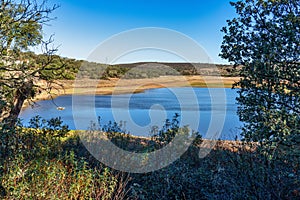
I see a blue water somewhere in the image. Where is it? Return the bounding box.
[19,87,242,140]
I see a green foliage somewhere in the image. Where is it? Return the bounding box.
[220,1,300,198]
[0,0,43,50]
[0,117,129,199]
[202,142,300,199]
[2,116,298,199]
[89,114,202,153]
[151,113,202,146]
[0,1,82,124]
[0,116,69,161]
[1,152,119,200]
[151,113,181,144]
[0,0,63,123]
[76,61,238,80]
[97,117,128,134]
[129,141,299,199]
[220,0,300,149]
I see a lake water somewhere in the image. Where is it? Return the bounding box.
[19,87,242,140]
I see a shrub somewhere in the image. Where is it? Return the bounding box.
[1,152,125,199]
[150,113,202,146]
[0,116,130,199]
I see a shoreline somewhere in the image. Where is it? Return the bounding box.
[70,130,252,150]
[24,75,239,108]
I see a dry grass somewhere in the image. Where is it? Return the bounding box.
[30,76,239,101]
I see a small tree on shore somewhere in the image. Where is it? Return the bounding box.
[0,0,64,125]
[220,0,299,152]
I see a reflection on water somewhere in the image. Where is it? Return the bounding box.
[19,87,242,140]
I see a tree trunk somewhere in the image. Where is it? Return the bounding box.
[3,80,34,126]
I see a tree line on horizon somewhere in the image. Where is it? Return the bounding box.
[11,52,239,80]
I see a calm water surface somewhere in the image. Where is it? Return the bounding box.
[19,88,242,140]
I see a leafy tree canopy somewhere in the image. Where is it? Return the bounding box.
[0,0,63,124]
[220,0,300,148]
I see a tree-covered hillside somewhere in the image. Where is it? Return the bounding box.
[37,55,240,80]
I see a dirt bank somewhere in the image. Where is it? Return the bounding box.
[24,75,239,108]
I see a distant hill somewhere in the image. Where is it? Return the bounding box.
[116,62,240,77]
[71,60,240,80]
[25,53,240,80]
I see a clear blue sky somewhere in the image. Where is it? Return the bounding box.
[43,0,237,64]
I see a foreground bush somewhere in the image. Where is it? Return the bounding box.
[1,152,127,200]
[1,115,299,199]
[128,140,299,200]
[0,116,129,200]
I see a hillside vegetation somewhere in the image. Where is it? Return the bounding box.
[36,54,240,80]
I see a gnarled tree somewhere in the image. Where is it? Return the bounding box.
[220,0,299,150]
[0,0,64,125]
